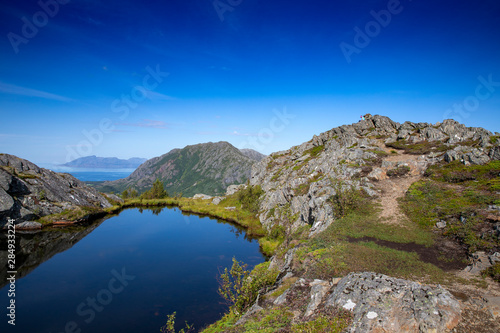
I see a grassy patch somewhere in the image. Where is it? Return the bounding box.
[366,149,389,157]
[304,145,325,158]
[386,139,451,155]
[202,305,351,333]
[241,306,293,333]
[401,161,500,253]
[292,196,448,283]
[38,206,103,224]
[291,310,352,333]
[317,203,434,246]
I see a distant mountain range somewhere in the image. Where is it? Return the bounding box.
[62,156,147,169]
[95,142,265,197]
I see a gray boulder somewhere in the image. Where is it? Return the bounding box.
[326,272,461,333]
[226,184,247,196]
[193,193,212,200]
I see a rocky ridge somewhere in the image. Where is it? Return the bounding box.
[250,114,498,236]
[0,154,111,228]
[203,114,499,332]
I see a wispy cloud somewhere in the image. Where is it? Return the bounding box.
[0,81,73,102]
[117,119,168,129]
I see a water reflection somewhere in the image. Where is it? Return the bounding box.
[0,207,264,333]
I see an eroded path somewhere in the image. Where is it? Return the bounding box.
[372,147,426,225]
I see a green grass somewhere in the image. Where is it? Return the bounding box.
[401,160,500,253]
[38,206,103,224]
[305,145,325,158]
[366,149,389,157]
[289,197,450,283]
[202,305,351,333]
[386,139,451,155]
[317,203,434,246]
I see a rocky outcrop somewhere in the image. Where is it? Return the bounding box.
[248,115,499,237]
[242,272,462,333]
[0,154,111,228]
[464,251,500,274]
[327,272,461,332]
[97,142,259,197]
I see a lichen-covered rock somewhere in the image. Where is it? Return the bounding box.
[326,272,462,333]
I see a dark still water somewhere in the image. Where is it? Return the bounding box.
[0,207,265,333]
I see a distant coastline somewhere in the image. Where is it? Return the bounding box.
[60,155,146,169]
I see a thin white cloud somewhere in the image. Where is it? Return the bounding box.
[0,81,73,102]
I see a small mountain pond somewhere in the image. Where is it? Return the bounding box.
[0,207,265,332]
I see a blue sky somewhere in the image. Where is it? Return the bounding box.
[1,0,499,164]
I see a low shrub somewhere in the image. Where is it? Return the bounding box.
[386,165,410,178]
[237,185,264,214]
[218,259,279,315]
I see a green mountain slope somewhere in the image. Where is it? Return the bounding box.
[96,142,261,197]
